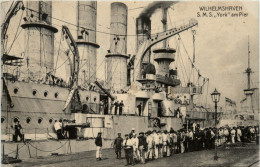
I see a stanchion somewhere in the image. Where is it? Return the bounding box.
[67,140,72,154]
[35,128,37,157]
[2,144,5,162]
[26,142,32,158]
[15,144,19,159]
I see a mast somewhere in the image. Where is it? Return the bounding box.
[243,35,254,113]
[246,36,252,89]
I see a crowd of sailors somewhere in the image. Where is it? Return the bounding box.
[94,125,259,165]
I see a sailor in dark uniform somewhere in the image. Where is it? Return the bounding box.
[14,121,24,142]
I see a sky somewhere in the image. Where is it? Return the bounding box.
[1,1,259,108]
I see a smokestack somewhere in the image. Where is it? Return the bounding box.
[136,17,151,64]
[76,1,100,86]
[106,2,129,91]
[21,1,58,81]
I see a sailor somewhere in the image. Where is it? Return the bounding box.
[176,130,181,153]
[188,129,194,152]
[123,134,134,166]
[137,103,142,116]
[99,100,104,115]
[132,133,139,164]
[162,130,168,157]
[218,127,224,145]
[256,125,259,145]
[198,128,204,150]
[110,101,114,115]
[205,128,211,150]
[153,130,159,159]
[180,130,186,153]
[237,127,242,142]
[119,100,124,115]
[145,131,153,161]
[62,119,68,139]
[95,132,103,161]
[13,121,23,142]
[210,128,215,149]
[250,126,255,140]
[138,132,147,164]
[172,130,178,155]
[166,131,172,157]
[158,130,163,158]
[224,127,229,143]
[130,128,136,137]
[114,100,119,115]
[114,133,123,159]
[192,122,197,132]
[54,120,62,139]
[231,127,236,144]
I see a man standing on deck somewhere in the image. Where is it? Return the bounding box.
[14,121,23,142]
[119,100,124,115]
[54,120,62,139]
[95,132,102,161]
[114,100,119,115]
[137,103,142,116]
[114,133,123,159]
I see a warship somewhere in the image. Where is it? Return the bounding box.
[1,1,221,158]
[219,37,259,127]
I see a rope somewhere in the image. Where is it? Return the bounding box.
[28,140,68,152]
[5,143,26,156]
[6,9,24,54]
[23,6,181,37]
[54,33,63,75]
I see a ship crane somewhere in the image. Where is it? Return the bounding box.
[1,1,24,108]
[133,18,198,82]
[1,1,24,55]
[61,25,80,111]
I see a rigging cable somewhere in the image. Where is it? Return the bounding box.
[23,6,187,37]
[177,38,189,85]
[54,32,63,75]
[6,8,24,54]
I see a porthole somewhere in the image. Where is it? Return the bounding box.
[49,118,53,124]
[13,88,18,94]
[26,117,31,124]
[38,118,43,124]
[54,92,59,98]
[1,117,5,123]
[86,96,89,101]
[44,91,48,97]
[32,90,37,96]
[13,117,19,123]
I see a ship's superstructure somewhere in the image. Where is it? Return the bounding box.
[1,1,226,149]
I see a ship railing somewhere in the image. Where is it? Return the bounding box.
[1,127,59,142]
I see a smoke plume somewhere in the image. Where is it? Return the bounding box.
[139,1,178,18]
